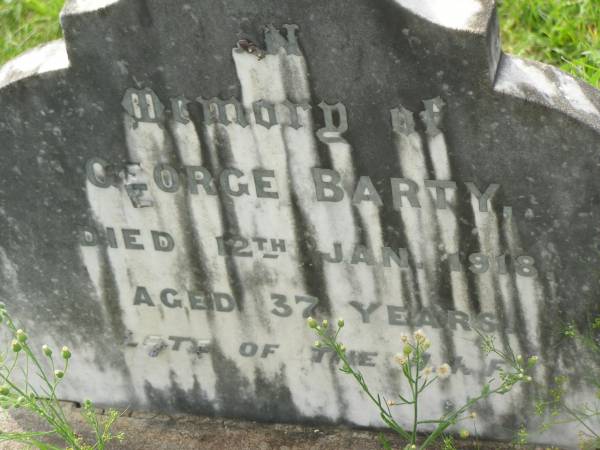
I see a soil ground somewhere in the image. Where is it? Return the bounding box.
[0,403,563,449]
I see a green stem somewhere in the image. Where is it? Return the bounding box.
[562,403,600,439]
[0,371,65,437]
[420,386,506,448]
[0,314,78,447]
[324,334,412,441]
[412,356,419,445]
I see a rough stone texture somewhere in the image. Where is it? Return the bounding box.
[0,0,598,447]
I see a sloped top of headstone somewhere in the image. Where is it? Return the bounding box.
[395,0,493,31]
[0,40,68,88]
[2,0,598,131]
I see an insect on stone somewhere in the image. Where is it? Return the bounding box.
[237,39,266,60]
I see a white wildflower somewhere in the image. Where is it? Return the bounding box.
[394,353,407,366]
[413,329,426,343]
[436,363,451,379]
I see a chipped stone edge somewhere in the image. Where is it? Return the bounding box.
[60,0,121,16]
[0,40,70,90]
[493,54,600,134]
[394,0,495,33]
[391,0,600,135]
[0,0,122,90]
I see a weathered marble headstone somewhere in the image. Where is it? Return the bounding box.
[1,0,599,445]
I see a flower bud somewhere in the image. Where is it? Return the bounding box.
[413,329,426,343]
[339,344,346,353]
[469,412,477,420]
[400,334,409,343]
[61,346,72,360]
[16,396,25,407]
[321,319,329,329]
[528,356,538,366]
[314,341,322,348]
[436,363,451,379]
[387,400,396,406]
[0,385,9,396]
[42,345,52,357]
[516,354,523,363]
[459,429,470,439]
[337,318,345,328]
[421,339,431,351]
[16,329,27,343]
[403,344,412,356]
[11,340,22,353]
[525,376,532,382]
[54,370,64,379]
[394,353,407,366]
[307,317,318,329]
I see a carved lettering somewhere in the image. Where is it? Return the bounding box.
[316,102,348,145]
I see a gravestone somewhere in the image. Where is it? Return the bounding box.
[1,0,599,445]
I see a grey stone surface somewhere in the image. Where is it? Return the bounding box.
[0,0,598,446]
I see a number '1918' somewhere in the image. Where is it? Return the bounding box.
[447,253,537,278]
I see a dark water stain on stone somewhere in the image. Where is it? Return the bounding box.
[144,371,215,415]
